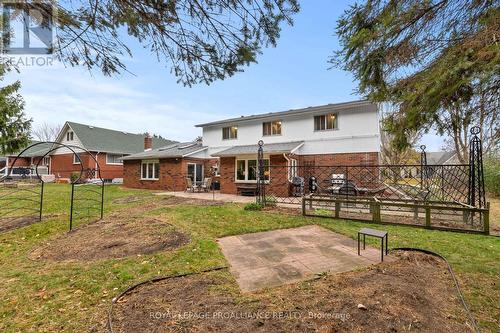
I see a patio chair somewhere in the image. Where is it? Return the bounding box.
[201,177,212,192]
[186,177,198,192]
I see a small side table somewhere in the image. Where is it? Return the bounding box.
[358,228,388,262]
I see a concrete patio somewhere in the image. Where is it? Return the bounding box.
[218,225,393,292]
[154,190,256,203]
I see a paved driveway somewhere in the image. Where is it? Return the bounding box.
[218,225,392,292]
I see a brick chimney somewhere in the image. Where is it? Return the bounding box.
[144,133,153,151]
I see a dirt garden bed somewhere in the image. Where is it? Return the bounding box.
[0,215,61,233]
[110,251,471,333]
[29,217,189,261]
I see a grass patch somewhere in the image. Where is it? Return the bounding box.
[0,185,498,332]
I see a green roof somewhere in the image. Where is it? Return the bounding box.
[66,122,176,154]
[7,141,54,158]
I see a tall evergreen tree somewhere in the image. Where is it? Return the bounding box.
[333,0,499,149]
[0,66,31,155]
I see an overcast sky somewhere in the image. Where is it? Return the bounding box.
[5,0,444,150]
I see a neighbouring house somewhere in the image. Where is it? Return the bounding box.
[2,122,176,182]
[122,100,381,194]
[1,141,54,178]
[401,151,459,178]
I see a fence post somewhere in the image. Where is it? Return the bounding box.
[483,202,490,235]
[420,145,427,190]
[302,197,306,215]
[335,200,340,218]
[425,206,431,228]
[100,182,105,219]
[39,181,44,221]
[372,200,381,223]
[468,126,486,209]
[69,183,75,231]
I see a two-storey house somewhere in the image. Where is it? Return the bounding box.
[121,100,381,194]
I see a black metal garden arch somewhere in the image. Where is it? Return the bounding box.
[0,141,104,231]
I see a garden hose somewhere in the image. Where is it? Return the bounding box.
[107,266,228,333]
[107,249,481,333]
[390,247,481,333]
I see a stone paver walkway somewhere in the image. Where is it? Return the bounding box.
[218,225,393,292]
[154,191,255,203]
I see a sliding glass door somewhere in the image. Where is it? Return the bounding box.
[187,163,204,185]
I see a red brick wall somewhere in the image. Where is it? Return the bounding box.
[96,153,124,180]
[51,153,89,179]
[219,157,236,194]
[123,158,217,191]
[8,157,31,167]
[51,152,126,180]
[219,152,380,195]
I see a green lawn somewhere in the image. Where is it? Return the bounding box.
[0,184,498,332]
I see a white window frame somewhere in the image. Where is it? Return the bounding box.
[66,131,74,141]
[187,162,204,184]
[73,153,82,164]
[263,120,282,136]
[141,160,160,180]
[42,156,50,166]
[222,126,238,140]
[314,113,338,131]
[235,158,270,183]
[106,153,124,165]
[288,158,298,181]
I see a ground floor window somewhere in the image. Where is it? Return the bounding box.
[106,153,124,165]
[141,160,159,180]
[73,153,82,164]
[236,159,269,182]
[288,158,298,181]
[187,163,204,185]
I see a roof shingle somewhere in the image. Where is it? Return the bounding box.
[121,142,206,160]
[67,121,176,154]
[212,141,304,157]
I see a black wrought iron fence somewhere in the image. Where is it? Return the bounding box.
[259,163,470,205]
[0,142,105,232]
[256,127,489,234]
[70,182,104,230]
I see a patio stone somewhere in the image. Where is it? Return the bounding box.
[218,225,394,292]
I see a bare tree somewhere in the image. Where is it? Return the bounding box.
[439,82,499,163]
[32,122,63,142]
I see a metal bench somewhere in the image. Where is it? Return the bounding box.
[237,184,258,196]
[358,228,388,262]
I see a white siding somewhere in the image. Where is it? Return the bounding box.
[51,124,86,155]
[202,107,380,154]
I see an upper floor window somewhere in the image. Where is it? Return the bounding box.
[263,120,282,136]
[222,126,238,140]
[66,131,74,141]
[314,113,338,131]
[106,153,124,165]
